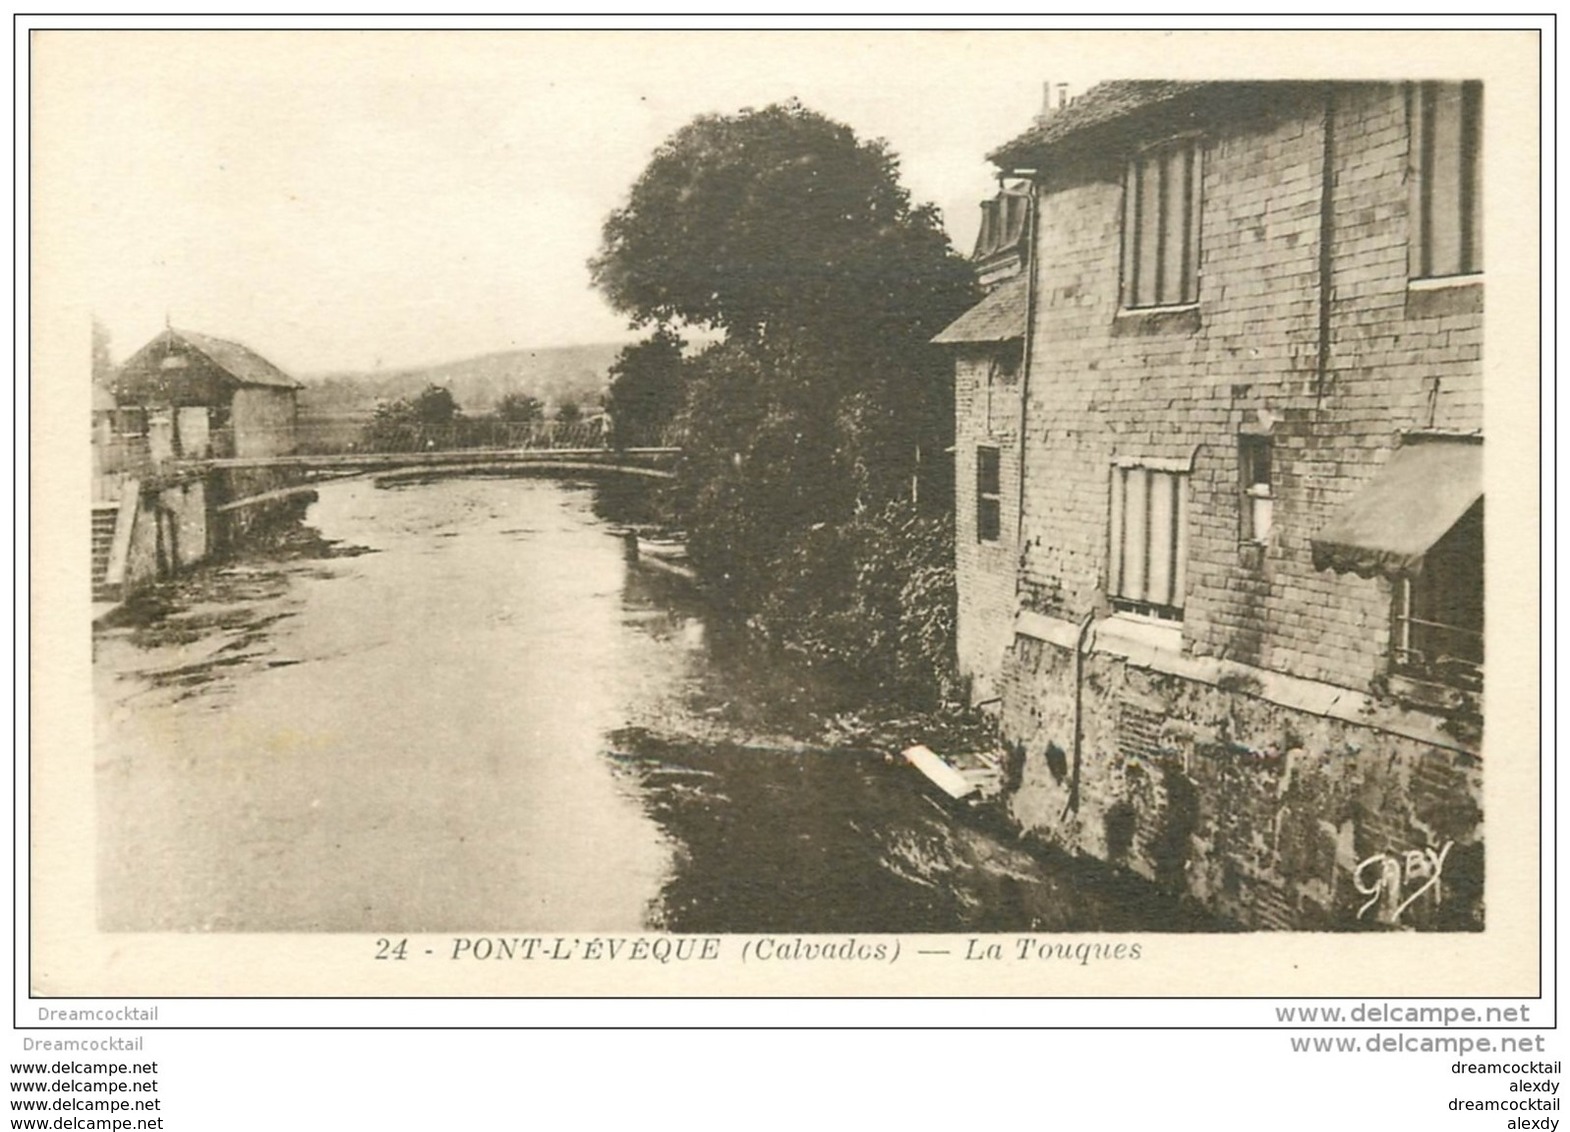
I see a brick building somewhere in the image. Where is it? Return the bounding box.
[937,81,1484,930]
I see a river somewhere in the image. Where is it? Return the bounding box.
[93,474,1202,934]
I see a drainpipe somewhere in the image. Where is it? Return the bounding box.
[1013,172,1039,547]
[1316,84,1336,407]
[1068,609,1096,815]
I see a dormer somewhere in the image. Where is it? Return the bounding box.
[973,184,1032,289]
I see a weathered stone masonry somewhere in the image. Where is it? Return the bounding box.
[945,82,1484,930]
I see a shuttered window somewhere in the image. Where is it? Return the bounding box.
[976,446,1002,543]
[1108,465,1189,621]
[1122,139,1202,309]
[1410,81,1483,279]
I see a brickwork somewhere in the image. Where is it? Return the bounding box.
[1001,631,1483,930]
[1012,83,1481,695]
[958,82,1486,929]
[953,349,1020,704]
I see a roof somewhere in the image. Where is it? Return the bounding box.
[1310,436,1482,579]
[989,81,1208,169]
[932,275,1027,345]
[170,328,302,389]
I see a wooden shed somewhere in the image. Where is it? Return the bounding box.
[113,327,303,459]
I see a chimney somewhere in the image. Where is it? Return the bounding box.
[1035,80,1054,124]
[1036,80,1074,125]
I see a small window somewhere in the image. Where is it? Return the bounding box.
[991,341,1022,385]
[976,446,1002,543]
[1393,500,1483,689]
[1122,139,1202,309]
[1409,81,1483,280]
[1240,436,1273,543]
[1108,464,1189,621]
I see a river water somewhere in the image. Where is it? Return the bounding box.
[94,474,1197,934]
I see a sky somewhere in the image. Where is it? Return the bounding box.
[36,31,1111,375]
[33,27,1503,376]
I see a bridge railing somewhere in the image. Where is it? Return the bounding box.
[341,417,611,454]
[295,415,684,455]
[98,414,685,468]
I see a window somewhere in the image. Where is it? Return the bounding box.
[1410,81,1483,280]
[1393,500,1483,689]
[976,446,1002,543]
[1240,436,1273,542]
[1121,139,1202,309]
[1108,464,1190,621]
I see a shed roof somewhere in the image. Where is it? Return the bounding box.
[932,275,1027,345]
[170,328,302,389]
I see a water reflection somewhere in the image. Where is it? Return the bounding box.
[94,474,1207,933]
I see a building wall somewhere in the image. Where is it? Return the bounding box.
[122,477,210,591]
[953,349,1020,704]
[1014,83,1481,698]
[177,406,211,459]
[985,83,1485,929]
[1000,623,1482,931]
[232,387,299,458]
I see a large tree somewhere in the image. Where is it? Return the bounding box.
[591,101,974,701]
[590,100,973,357]
[604,327,687,448]
[591,99,974,509]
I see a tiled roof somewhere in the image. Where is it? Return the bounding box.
[987,80,1208,168]
[932,275,1027,344]
[172,328,301,389]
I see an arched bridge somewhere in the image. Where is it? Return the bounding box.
[198,446,681,481]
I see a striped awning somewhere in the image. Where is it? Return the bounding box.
[1310,437,1482,579]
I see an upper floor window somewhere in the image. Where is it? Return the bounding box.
[1108,463,1190,622]
[1121,139,1202,309]
[1410,81,1483,280]
[976,445,1002,543]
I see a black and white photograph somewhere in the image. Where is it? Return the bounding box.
[31,27,1541,999]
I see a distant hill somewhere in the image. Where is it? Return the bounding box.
[298,342,627,418]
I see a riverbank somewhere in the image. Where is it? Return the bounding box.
[94,474,1229,934]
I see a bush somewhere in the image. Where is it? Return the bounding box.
[753,500,958,709]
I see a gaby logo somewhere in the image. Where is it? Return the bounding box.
[1354,840,1454,923]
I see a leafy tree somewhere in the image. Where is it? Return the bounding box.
[555,399,583,426]
[591,99,973,509]
[605,328,686,447]
[360,384,459,450]
[590,100,973,352]
[494,391,544,423]
[409,384,459,425]
[591,100,976,705]
[362,397,418,451]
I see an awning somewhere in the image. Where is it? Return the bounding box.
[1311,437,1482,579]
[932,275,1027,344]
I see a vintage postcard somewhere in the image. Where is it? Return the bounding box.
[27,26,1543,1002]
